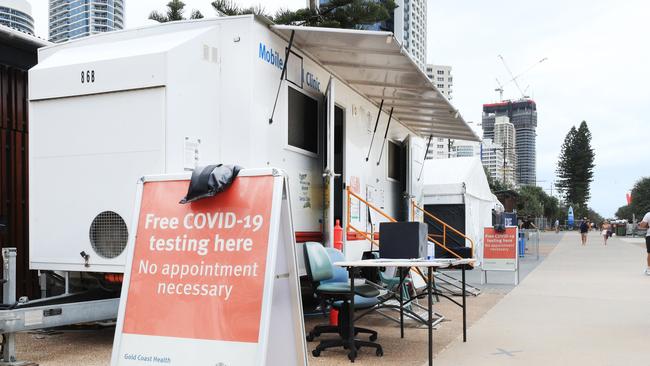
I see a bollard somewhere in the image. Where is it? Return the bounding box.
[2,248,18,364]
[333,219,343,251]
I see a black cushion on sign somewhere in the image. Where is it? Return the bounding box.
[179,164,243,204]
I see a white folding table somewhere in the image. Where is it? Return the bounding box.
[333,258,475,365]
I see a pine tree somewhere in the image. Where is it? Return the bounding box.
[556,126,577,201]
[555,121,595,217]
[149,0,204,23]
[211,0,397,28]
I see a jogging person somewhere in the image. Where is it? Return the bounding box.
[639,212,650,275]
[579,218,589,246]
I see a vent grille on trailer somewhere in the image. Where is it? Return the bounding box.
[89,211,128,259]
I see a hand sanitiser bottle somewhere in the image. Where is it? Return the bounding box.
[427,241,435,260]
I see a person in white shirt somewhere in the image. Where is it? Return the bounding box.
[639,212,650,275]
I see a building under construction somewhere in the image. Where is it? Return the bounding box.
[482,99,537,186]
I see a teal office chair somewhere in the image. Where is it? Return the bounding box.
[303,242,383,361]
[306,248,379,342]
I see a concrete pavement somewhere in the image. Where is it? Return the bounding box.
[435,231,650,366]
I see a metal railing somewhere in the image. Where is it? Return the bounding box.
[345,187,395,247]
[520,228,540,260]
[411,201,475,259]
[345,187,468,260]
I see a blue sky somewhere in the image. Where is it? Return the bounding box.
[29,0,649,217]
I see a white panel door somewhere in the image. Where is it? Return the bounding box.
[322,78,336,247]
[406,135,425,221]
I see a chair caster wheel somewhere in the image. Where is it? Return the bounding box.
[376,348,384,357]
[312,349,321,357]
[348,351,357,362]
[306,333,314,342]
[369,334,377,341]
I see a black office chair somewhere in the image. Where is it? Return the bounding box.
[303,242,383,361]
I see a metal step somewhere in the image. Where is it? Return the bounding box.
[434,271,481,297]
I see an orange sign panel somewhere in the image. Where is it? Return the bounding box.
[122,176,274,343]
[483,227,517,259]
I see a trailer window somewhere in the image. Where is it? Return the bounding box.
[288,88,318,154]
[387,140,401,180]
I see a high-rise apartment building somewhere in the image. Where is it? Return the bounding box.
[425,64,452,100]
[49,0,125,43]
[480,138,515,187]
[393,0,427,70]
[426,137,453,160]
[0,0,34,34]
[493,116,516,186]
[453,140,480,158]
[482,99,537,185]
[481,138,505,185]
[424,64,454,159]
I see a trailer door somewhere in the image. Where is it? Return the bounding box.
[322,78,336,247]
[406,135,425,221]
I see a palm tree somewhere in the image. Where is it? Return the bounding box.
[149,0,204,23]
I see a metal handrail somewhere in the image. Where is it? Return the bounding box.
[346,187,397,224]
[345,187,392,248]
[346,187,433,282]
[345,187,464,260]
[411,200,475,258]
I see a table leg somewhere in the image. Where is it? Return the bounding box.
[462,265,467,342]
[349,267,356,351]
[428,266,433,366]
[399,267,404,339]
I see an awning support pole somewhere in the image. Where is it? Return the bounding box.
[376,107,394,166]
[365,99,384,162]
[418,134,433,181]
[268,30,295,124]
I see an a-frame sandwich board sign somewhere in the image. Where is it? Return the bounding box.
[111,168,308,366]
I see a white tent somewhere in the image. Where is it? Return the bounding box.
[421,157,501,258]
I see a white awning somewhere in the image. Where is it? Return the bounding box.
[271,24,479,141]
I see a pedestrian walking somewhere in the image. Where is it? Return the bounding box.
[555,219,560,233]
[639,212,650,275]
[601,220,612,246]
[580,218,589,246]
[522,216,537,230]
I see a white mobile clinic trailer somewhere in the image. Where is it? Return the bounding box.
[28,16,477,276]
[421,157,502,260]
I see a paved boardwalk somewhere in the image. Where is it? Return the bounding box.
[436,231,650,366]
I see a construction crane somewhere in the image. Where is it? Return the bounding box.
[495,55,548,100]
